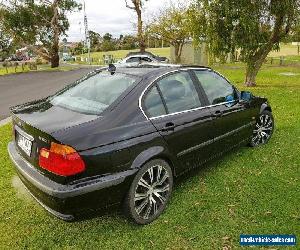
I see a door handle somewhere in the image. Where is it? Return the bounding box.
[213,110,223,118]
[162,122,176,132]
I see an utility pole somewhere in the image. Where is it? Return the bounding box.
[83,0,91,65]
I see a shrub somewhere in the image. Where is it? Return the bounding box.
[35,57,43,65]
[29,62,37,70]
[13,62,19,72]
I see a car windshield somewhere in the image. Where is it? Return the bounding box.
[50,71,136,115]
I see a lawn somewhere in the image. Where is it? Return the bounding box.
[268,43,300,57]
[0,64,299,249]
[0,64,80,76]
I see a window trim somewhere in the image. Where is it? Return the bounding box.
[143,85,168,118]
[139,68,238,120]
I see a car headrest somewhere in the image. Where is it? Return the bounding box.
[162,80,185,100]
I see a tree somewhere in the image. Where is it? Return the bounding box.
[71,42,84,55]
[149,4,191,63]
[88,30,101,51]
[0,0,81,68]
[120,35,138,50]
[191,0,300,86]
[125,0,148,52]
[100,33,115,51]
[0,30,15,59]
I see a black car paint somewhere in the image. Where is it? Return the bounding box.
[8,66,271,219]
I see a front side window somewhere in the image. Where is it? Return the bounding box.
[144,86,166,117]
[157,71,201,114]
[141,57,152,62]
[194,70,237,105]
[50,72,136,115]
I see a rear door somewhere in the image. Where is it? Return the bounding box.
[192,69,256,153]
[142,70,215,175]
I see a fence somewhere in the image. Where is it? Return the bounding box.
[73,55,122,65]
[266,56,300,66]
[0,61,37,74]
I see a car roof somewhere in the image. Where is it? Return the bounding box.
[115,67,164,76]
[112,63,211,77]
[126,51,156,57]
[127,54,154,58]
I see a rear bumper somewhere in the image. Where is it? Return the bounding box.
[8,142,136,220]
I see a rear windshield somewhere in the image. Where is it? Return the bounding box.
[50,71,136,115]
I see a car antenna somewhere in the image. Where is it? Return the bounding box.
[108,64,116,75]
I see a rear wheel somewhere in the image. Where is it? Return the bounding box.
[250,110,274,147]
[123,159,173,224]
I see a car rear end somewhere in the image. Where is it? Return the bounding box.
[9,113,139,220]
[9,114,88,219]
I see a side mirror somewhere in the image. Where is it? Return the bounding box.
[241,91,253,101]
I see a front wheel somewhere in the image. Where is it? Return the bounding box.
[123,159,173,224]
[250,110,274,147]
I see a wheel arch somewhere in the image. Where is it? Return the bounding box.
[130,146,177,176]
[260,102,272,113]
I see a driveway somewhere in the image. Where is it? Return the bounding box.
[0,67,95,121]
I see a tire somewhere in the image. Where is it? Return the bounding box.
[250,110,274,147]
[123,159,173,225]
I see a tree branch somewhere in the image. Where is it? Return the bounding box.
[125,0,135,10]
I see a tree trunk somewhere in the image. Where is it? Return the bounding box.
[50,45,59,68]
[174,44,180,64]
[174,43,184,64]
[50,0,60,68]
[136,8,145,52]
[245,46,272,87]
[244,14,287,86]
[245,62,259,87]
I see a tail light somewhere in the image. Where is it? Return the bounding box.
[39,142,85,176]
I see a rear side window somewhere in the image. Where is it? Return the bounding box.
[50,72,136,115]
[126,57,140,63]
[144,86,166,117]
[194,70,238,105]
[157,72,202,114]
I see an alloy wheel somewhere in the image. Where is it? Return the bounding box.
[134,164,171,220]
[252,113,273,146]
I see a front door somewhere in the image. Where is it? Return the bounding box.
[192,69,255,153]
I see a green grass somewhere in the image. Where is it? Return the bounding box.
[0,64,80,76]
[0,65,299,249]
[0,66,30,75]
[269,43,300,57]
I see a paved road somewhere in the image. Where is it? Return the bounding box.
[0,67,95,120]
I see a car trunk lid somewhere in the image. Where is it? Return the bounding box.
[11,100,99,183]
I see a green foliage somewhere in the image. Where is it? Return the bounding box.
[191,0,300,84]
[103,33,113,42]
[193,0,300,61]
[88,30,101,51]
[0,29,15,59]
[71,42,84,55]
[0,0,81,64]
[149,4,191,62]
[119,35,138,50]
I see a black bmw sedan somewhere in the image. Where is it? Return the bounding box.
[8,64,274,224]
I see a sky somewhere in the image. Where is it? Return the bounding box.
[66,0,169,42]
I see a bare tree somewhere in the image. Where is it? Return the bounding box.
[125,0,147,52]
